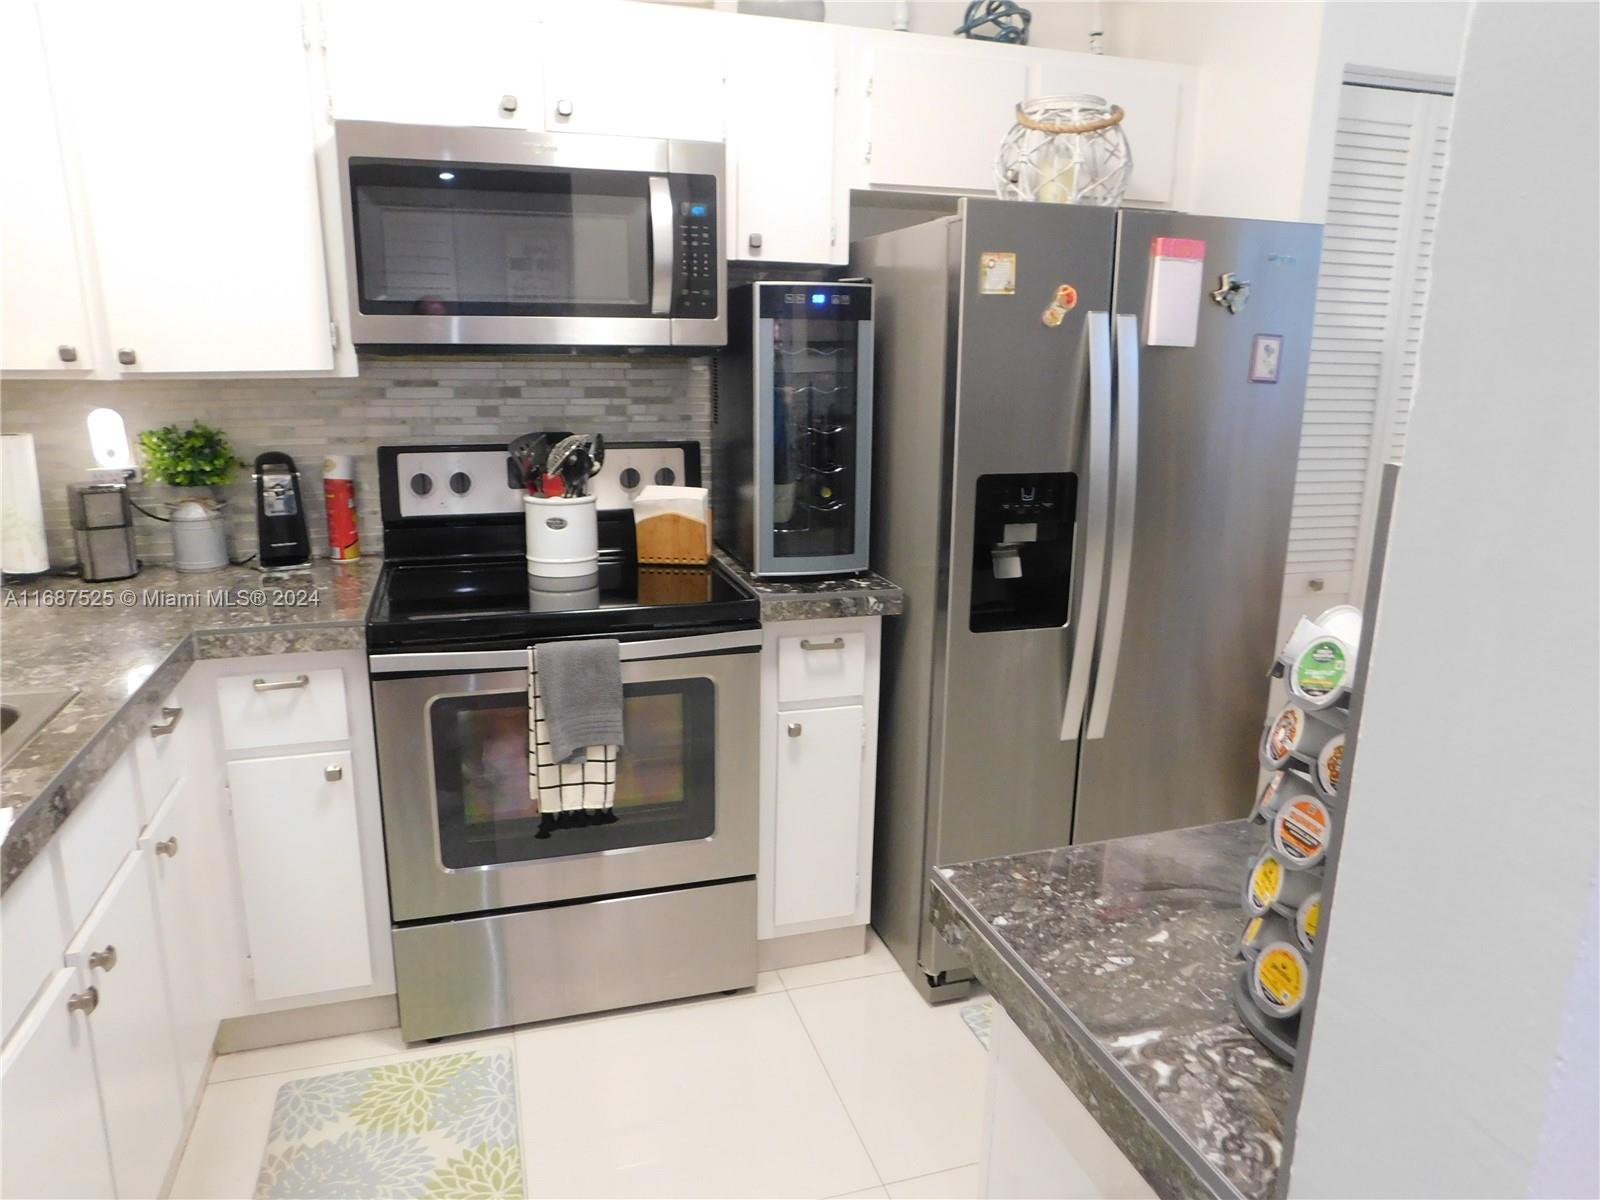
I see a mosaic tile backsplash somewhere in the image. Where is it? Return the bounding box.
[0,356,712,567]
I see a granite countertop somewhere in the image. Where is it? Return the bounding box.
[713,550,905,621]
[929,820,1289,1200]
[1,559,382,892]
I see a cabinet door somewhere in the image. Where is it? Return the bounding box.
[66,852,185,1200]
[1030,57,1184,204]
[0,968,116,1200]
[321,0,541,128]
[773,704,866,928]
[726,30,840,264]
[141,778,213,1111]
[40,0,334,374]
[227,750,372,1001]
[0,0,95,374]
[864,48,1026,192]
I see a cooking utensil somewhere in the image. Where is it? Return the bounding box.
[508,433,549,495]
[545,434,606,498]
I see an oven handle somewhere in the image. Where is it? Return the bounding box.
[648,176,673,316]
[368,628,762,675]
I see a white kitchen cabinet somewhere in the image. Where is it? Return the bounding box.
[56,752,142,932]
[216,665,349,751]
[0,0,96,375]
[65,851,186,1200]
[0,842,72,1045]
[862,47,1027,193]
[141,777,213,1110]
[226,749,373,1002]
[37,0,334,375]
[0,968,116,1200]
[1028,57,1185,205]
[773,705,866,928]
[725,28,842,264]
[320,0,542,128]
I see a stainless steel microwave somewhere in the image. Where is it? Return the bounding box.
[333,121,726,350]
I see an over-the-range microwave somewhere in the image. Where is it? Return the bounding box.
[333,120,726,350]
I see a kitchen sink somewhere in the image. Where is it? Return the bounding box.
[0,689,78,766]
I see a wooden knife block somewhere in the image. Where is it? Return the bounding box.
[635,511,711,566]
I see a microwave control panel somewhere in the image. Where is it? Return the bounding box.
[672,175,719,318]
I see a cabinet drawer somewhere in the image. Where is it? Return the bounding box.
[132,688,190,822]
[777,630,867,703]
[216,667,347,750]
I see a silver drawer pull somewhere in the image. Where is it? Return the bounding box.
[324,763,343,782]
[150,706,183,738]
[88,945,117,972]
[253,674,309,692]
[800,637,846,652]
[155,836,179,858]
[787,722,803,737]
[66,987,98,1016]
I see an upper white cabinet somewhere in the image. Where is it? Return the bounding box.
[861,47,1028,193]
[1028,56,1185,204]
[321,0,542,128]
[0,0,96,375]
[35,0,334,375]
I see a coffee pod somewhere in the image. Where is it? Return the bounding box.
[1261,703,1339,769]
[1250,941,1309,1019]
[1289,635,1354,710]
[1277,615,1328,671]
[1315,734,1347,798]
[1314,604,1362,648]
[1252,769,1319,824]
[1244,848,1321,916]
[1271,794,1332,869]
[1296,893,1321,953]
[1236,911,1296,960]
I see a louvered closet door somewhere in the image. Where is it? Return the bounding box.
[1283,84,1452,623]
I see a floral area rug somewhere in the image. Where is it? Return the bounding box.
[253,1049,523,1199]
[960,999,994,1049]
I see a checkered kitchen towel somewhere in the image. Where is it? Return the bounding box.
[528,646,619,833]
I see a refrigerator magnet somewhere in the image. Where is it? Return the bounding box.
[1250,334,1284,383]
[1145,237,1206,347]
[978,252,1017,295]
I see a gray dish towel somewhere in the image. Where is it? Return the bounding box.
[533,638,624,764]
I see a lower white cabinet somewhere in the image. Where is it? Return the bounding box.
[773,705,866,927]
[66,850,186,1200]
[0,968,115,1199]
[227,749,373,1002]
[142,777,213,1109]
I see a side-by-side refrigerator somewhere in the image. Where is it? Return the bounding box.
[853,199,1322,996]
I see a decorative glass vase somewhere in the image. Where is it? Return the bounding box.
[996,94,1132,206]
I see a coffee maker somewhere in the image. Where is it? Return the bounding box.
[66,482,139,582]
[253,452,312,570]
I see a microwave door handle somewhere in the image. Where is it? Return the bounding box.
[1087,314,1140,740]
[1060,312,1113,742]
[648,176,673,316]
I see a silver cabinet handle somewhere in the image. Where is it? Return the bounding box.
[499,93,518,114]
[155,836,179,858]
[787,722,803,737]
[66,987,98,1015]
[117,348,136,365]
[58,344,78,363]
[800,637,845,652]
[252,674,309,692]
[324,763,343,781]
[150,705,183,738]
[554,97,573,118]
[88,945,117,972]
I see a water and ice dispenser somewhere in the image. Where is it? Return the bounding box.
[968,473,1076,633]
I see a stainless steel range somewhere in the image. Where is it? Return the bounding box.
[367,441,760,1041]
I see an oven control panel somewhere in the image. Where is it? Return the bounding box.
[392,444,693,519]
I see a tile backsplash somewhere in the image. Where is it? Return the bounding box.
[0,356,712,569]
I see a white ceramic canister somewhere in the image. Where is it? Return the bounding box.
[1236,911,1296,961]
[1296,893,1321,953]
[1251,769,1320,825]
[1250,940,1310,1019]
[1315,733,1347,798]
[169,498,228,571]
[1271,793,1333,869]
[1260,702,1340,770]
[524,494,598,580]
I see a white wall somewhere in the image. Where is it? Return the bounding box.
[1287,4,1600,1198]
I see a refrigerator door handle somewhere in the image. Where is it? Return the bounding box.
[1087,314,1141,739]
[1060,311,1113,742]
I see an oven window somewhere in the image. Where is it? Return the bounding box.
[429,678,716,869]
[350,161,651,316]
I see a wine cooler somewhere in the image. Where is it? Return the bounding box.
[714,281,874,576]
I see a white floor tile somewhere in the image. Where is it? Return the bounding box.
[830,1188,890,1199]
[788,972,989,1185]
[885,1163,981,1198]
[754,970,786,994]
[170,1035,512,1199]
[514,991,879,1198]
[777,930,902,991]
[207,1026,407,1082]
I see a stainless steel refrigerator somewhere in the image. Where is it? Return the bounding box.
[852,199,1321,997]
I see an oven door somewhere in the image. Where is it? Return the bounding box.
[371,630,759,923]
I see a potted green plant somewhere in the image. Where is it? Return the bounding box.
[137,422,245,571]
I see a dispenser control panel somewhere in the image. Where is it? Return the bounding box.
[969,472,1076,633]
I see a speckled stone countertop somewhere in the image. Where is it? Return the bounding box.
[929,820,1289,1200]
[713,550,905,621]
[1,559,381,892]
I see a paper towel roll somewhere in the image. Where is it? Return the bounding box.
[1,434,50,576]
